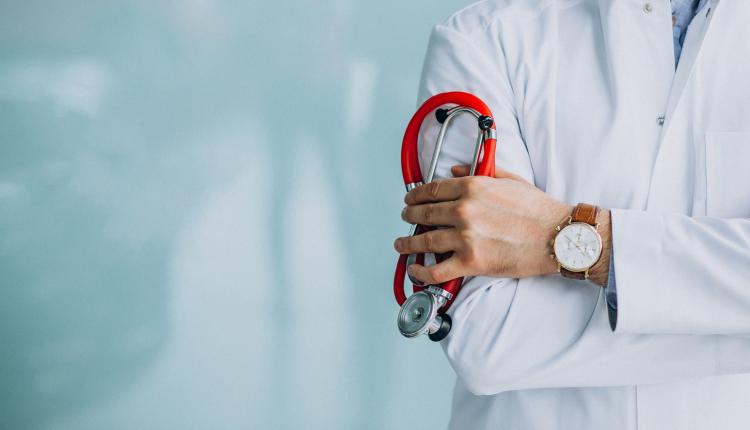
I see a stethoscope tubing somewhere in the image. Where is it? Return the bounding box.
[395,91,497,314]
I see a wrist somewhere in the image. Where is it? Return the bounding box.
[587,209,612,286]
[549,204,611,284]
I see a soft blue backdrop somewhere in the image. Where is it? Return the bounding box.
[0,1,471,429]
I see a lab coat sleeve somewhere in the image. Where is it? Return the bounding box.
[419,23,750,395]
[610,210,750,335]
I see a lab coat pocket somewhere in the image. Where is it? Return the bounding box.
[705,132,750,218]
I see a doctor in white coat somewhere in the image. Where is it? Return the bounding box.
[393,0,750,429]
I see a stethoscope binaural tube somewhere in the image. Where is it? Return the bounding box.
[395,91,497,341]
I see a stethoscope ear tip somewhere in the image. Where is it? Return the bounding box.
[435,108,449,124]
[478,115,494,131]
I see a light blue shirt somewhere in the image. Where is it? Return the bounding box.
[605,0,710,328]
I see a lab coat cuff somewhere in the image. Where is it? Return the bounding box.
[609,209,666,334]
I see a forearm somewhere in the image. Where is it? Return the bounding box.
[446,206,750,393]
[609,209,750,334]
[445,273,750,395]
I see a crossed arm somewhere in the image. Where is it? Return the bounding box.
[394,165,613,287]
[402,23,750,396]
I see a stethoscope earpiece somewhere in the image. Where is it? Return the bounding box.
[435,108,450,124]
[478,115,494,131]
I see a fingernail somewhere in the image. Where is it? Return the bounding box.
[394,238,402,251]
[401,207,407,220]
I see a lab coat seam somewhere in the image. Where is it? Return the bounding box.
[634,385,640,430]
[437,0,586,40]
[485,19,519,121]
[431,22,535,183]
[594,3,618,128]
[429,24,520,120]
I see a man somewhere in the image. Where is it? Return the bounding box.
[393,0,750,428]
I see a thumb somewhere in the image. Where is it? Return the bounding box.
[450,165,471,177]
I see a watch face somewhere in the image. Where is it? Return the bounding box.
[554,222,603,272]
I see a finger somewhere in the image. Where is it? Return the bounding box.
[394,229,459,255]
[401,201,458,226]
[407,255,465,285]
[405,178,465,205]
[451,165,471,177]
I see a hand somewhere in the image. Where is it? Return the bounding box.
[394,165,574,284]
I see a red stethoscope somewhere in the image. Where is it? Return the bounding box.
[394,91,497,341]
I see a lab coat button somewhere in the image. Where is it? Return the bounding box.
[643,3,653,13]
[657,115,665,125]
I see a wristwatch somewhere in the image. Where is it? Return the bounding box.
[552,203,603,280]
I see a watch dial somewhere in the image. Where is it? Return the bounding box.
[554,223,602,272]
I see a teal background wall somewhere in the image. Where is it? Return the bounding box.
[0,1,471,429]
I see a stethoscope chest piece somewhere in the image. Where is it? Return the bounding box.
[397,291,452,342]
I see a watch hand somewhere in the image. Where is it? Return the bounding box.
[565,236,586,253]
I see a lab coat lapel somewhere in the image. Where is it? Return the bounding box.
[660,0,719,134]
[645,0,722,213]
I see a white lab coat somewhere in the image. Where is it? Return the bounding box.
[417,0,750,428]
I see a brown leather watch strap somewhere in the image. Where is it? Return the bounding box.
[559,203,600,280]
[571,203,600,226]
[561,269,587,280]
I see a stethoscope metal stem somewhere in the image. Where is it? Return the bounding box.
[426,106,483,183]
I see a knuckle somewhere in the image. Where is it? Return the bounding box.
[462,245,480,267]
[463,177,484,194]
[423,205,434,223]
[422,232,434,250]
[454,201,474,222]
[462,239,477,257]
[453,201,469,220]
[428,266,445,282]
[457,233,481,265]
[458,229,475,245]
[427,181,441,199]
[401,238,414,253]
[461,178,475,194]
